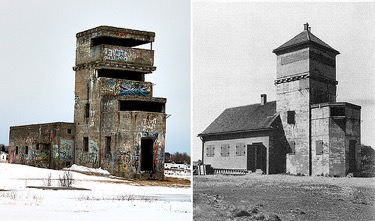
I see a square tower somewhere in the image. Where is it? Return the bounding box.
[73,26,167,179]
[273,23,340,175]
[273,23,361,176]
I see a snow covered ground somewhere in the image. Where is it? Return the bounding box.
[0,163,191,221]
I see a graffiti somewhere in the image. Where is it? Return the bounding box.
[79,140,98,165]
[80,153,98,164]
[139,131,158,138]
[101,78,151,97]
[52,145,59,159]
[142,115,157,131]
[103,47,153,65]
[155,142,165,172]
[118,82,150,96]
[134,144,140,170]
[60,139,73,160]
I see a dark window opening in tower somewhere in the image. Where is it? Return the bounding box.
[287,111,295,124]
[85,103,90,119]
[97,69,144,81]
[91,36,149,48]
[105,136,111,153]
[331,107,345,117]
[119,100,165,113]
[141,139,154,171]
[83,137,89,152]
[15,146,18,155]
[25,146,28,155]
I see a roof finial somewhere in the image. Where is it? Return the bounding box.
[304,23,309,31]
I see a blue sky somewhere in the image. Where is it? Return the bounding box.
[0,0,190,154]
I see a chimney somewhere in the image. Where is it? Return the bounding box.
[304,23,309,31]
[261,94,267,105]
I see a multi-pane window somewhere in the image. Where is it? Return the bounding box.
[236,143,246,156]
[316,140,323,155]
[221,144,230,157]
[206,145,215,157]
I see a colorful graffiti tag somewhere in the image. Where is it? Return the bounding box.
[60,139,73,161]
[103,47,153,65]
[79,140,99,165]
[101,79,151,97]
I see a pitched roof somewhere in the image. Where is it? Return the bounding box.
[198,101,277,136]
[273,24,339,55]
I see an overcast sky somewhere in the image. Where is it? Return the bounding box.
[193,2,375,160]
[0,0,190,154]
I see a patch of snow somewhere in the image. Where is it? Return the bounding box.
[0,163,191,220]
[64,164,110,175]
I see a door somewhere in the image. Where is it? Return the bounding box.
[141,139,154,171]
[247,143,266,173]
[348,140,356,173]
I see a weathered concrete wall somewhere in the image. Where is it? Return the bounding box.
[73,26,166,180]
[311,106,331,176]
[276,79,310,175]
[311,103,361,176]
[8,122,74,169]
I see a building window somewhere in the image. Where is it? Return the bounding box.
[316,140,323,155]
[36,144,39,150]
[105,136,111,153]
[221,144,230,157]
[83,137,89,152]
[85,103,90,119]
[236,143,246,156]
[287,111,295,124]
[25,146,29,155]
[331,107,345,117]
[288,141,295,154]
[67,129,72,134]
[15,146,18,155]
[206,145,215,157]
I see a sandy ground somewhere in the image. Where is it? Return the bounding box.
[193,174,375,221]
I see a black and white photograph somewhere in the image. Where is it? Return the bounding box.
[193,1,375,221]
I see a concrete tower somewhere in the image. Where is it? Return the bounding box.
[73,26,167,179]
[273,23,340,175]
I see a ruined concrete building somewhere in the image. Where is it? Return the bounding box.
[199,24,361,177]
[9,26,167,180]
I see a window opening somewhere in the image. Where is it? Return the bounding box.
[316,140,323,155]
[91,36,149,48]
[85,103,90,119]
[97,69,144,81]
[119,100,164,113]
[288,141,295,154]
[105,136,111,153]
[287,111,295,124]
[83,137,89,152]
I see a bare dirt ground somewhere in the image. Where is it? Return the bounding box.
[193,174,375,221]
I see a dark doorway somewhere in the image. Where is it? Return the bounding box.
[247,143,266,173]
[141,139,154,171]
[348,140,356,173]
